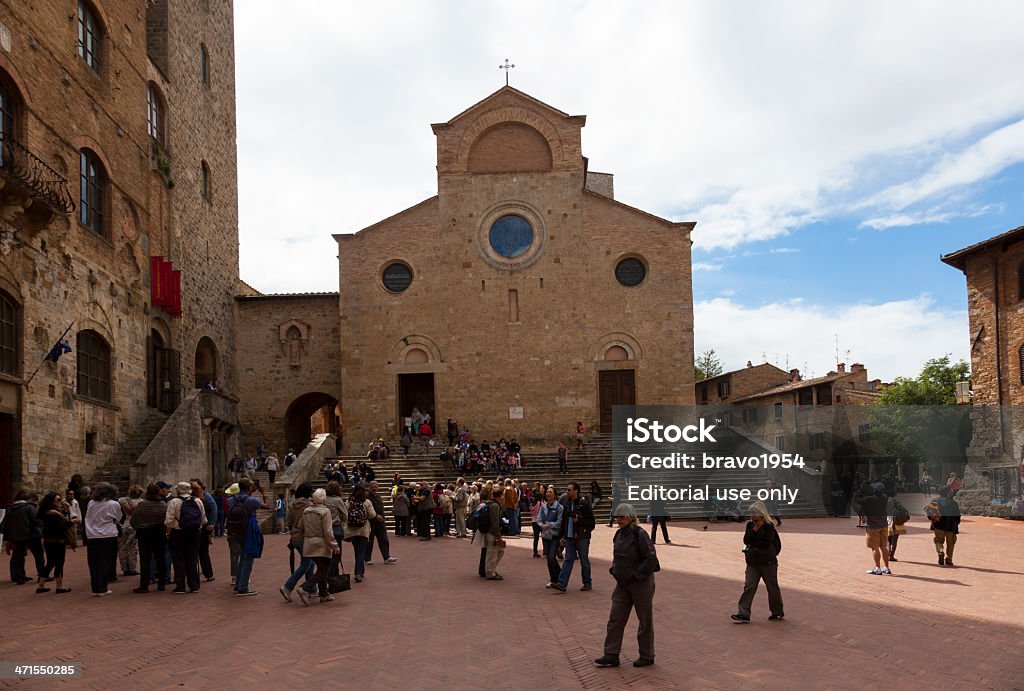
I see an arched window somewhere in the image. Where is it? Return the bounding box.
[147,82,166,147]
[0,75,17,144]
[79,149,107,236]
[77,1,102,71]
[1017,262,1024,303]
[0,291,18,376]
[200,160,211,200]
[195,337,218,388]
[77,330,111,402]
[200,44,209,85]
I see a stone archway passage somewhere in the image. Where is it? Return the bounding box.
[285,391,340,453]
[195,337,218,389]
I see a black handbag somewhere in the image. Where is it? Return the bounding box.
[328,558,351,593]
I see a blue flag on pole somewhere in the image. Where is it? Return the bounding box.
[45,340,72,363]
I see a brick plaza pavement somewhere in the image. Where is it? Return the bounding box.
[1,502,1023,690]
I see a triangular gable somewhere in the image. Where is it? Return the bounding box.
[583,189,694,230]
[432,86,584,132]
[334,196,439,240]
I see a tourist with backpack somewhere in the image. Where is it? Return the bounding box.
[482,486,506,580]
[164,482,208,593]
[343,483,376,582]
[926,486,962,566]
[537,486,564,587]
[555,481,596,593]
[227,478,267,596]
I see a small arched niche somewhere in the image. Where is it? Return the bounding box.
[604,345,630,361]
[404,347,429,365]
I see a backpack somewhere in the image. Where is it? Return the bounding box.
[178,496,202,531]
[226,498,250,536]
[347,499,367,529]
[468,502,491,533]
[892,500,911,526]
[924,500,941,523]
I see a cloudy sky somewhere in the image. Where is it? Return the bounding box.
[234,1,1024,382]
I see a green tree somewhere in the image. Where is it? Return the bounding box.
[695,349,723,381]
[878,355,970,405]
[867,355,971,477]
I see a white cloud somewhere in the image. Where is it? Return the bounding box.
[233,1,1024,291]
[693,262,724,272]
[694,296,969,382]
[864,119,1024,213]
[859,203,1002,230]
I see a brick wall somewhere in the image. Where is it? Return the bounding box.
[0,0,239,498]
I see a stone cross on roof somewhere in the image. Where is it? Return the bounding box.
[499,58,515,86]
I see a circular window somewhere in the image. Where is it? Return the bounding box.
[488,215,534,258]
[615,257,647,286]
[381,262,413,293]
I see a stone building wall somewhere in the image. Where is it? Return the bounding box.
[0,0,239,499]
[336,87,695,454]
[235,294,341,460]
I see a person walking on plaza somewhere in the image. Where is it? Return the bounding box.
[649,494,670,544]
[280,483,316,600]
[530,491,544,557]
[227,478,266,596]
[130,484,168,593]
[502,479,518,537]
[324,481,348,577]
[165,481,207,593]
[344,483,376,582]
[414,482,435,541]
[37,493,73,594]
[852,482,892,575]
[483,486,506,580]
[927,486,962,566]
[596,503,659,669]
[294,489,341,606]
[84,483,123,596]
[555,481,595,592]
[558,441,569,474]
[365,481,397,564]
[731,501,784,623]
[537,486,564,586]
[1,491,44,586]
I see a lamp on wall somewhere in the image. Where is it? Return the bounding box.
[955,381,971,405]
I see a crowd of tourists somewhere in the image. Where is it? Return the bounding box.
[0,455,967,669]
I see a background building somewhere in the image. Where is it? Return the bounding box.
[942,226,1024,514]
[0,0,240,502]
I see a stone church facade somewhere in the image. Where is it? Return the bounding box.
[330,87,696,453]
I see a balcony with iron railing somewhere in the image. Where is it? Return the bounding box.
[0,136,76,222]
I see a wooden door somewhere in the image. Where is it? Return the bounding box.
[599,369,636,433]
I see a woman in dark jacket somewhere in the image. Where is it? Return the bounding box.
[129,484,170,593]
[596,503,660,669]
[731,501,784,623]
[38,493,73,594]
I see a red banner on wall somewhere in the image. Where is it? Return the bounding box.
[150,256,182,318]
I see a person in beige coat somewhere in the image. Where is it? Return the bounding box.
[296,488,340,606]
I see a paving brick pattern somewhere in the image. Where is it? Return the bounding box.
[1,507,1023,689]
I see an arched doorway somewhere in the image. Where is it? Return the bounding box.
[285,392,340,453]
[195,337,218,389]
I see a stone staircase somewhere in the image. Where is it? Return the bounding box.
[282,431,818,532]
[90,412,169,492]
